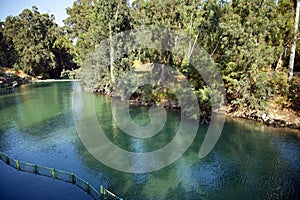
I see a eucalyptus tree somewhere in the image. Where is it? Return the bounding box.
[64,0,96,66]
[3,7,56,76]
[219,0,289,110]
[131,0,193,81]
[65,0,131,82]
[289,0,300,79]
[2,6,76,77]
[91,0,131,83]
[65,0,299,115]
[274,0,295,71]
[0,21,18,67]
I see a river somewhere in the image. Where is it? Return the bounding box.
[0,82,299,199]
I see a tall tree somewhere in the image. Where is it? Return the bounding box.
[67,0,299,116]
[131,0,190,84]
[64,0,95,66]
[219,0,288,110]
[65,0,131,82]
[91,0,131,83]
[0,21,18,67]
[4,7,56,75]
[289,0,300,79]
[2,6,76,77]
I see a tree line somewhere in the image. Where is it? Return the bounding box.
[0,0,299,116]
[0,6,76,78]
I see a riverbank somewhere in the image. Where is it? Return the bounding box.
[1,66,299,130]
[129,100,300,130]
[0,67,31,86]
[108,90,300,130]
[225,105,300,130]
[34,79,79,83]
[0,67,77,88]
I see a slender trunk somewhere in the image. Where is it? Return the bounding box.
[138,49,141,61]
[289,0,300,79]
[276,49,285,71]
[158,64,165,86]
[109,2,120,84]
[157,54,166,86]
[188,32,199,60]
[109,22,115,83]
[210,37,221,57]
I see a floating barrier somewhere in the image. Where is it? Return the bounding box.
[0,151,123,200]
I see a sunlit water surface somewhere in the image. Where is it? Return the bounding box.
[0,82,299,199]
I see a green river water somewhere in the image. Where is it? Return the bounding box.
[0,82,299,199]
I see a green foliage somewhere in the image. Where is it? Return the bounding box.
[60,69,79,79]
[215,0,296,111]
[0,21,19,67]
[64,0,95,66]
[1,6,77,78]
[2,0,295,119]
[289,77,300,111]
[13,63,20,71]
[76,0,296,116]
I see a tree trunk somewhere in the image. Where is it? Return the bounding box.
[157,56,166,86]
[109,2,120,84]
[109,22,115,83]
[188,32,199,60]
[276,48,285,71]
[289,0,300,79]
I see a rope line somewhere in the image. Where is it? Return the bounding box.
[0,151,123,200]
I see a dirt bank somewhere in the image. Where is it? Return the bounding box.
[0,67,32,87]
[226,105,300,130]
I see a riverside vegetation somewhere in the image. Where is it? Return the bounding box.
[0,0,300,128]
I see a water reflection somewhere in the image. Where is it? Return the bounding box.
[0,82,299,199]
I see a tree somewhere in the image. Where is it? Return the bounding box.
[65,0,131,82]
[91,0,131,83]
[219,0,289,110]
[64,0,95,66]
[0,21,18,67]
[68,0,299,117]
[289,0,300,79]
[274,0,294,71]
[2,6,76,77]
[131,0,190,84]
[51,27,78,77]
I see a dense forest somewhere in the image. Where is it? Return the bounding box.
[0,0,299,123]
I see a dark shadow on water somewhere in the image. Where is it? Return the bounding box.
[26,82,55,89]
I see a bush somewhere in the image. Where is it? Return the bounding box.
[289,77,300,112]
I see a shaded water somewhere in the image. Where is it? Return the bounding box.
[0,82,299,199]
